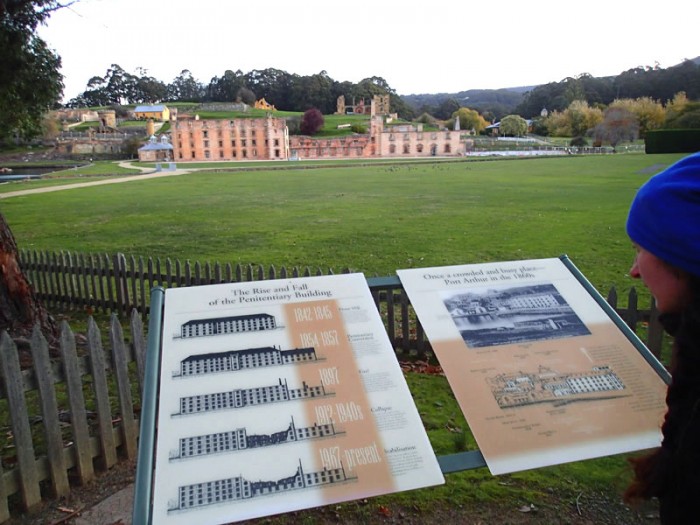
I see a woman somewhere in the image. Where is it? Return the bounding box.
[624,151,700,523]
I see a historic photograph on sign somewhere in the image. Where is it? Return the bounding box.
[441,283,590,348]
[398,258,668,475]
[150,273,444,525]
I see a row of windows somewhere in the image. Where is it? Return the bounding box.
[567,376,624,392]
[179,140,281,150]
[181,316,276,338]
[177,149,283,160]
[197,138,280,148]
[179,382,326,413]
[176,421,337,459]
[388,132,450,141]
[181,349,317,376]
[388,144,452,154]
[295,147,364,157]
[180,430,247,456]
[180,384,291,413]
[180,119,281,130]
[175,466,347,509]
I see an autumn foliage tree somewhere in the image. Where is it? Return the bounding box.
[608,97,665,137]
[452,108,489,133]
[594,107,639,151]
[544,100,603,138]
[300,108,324,135]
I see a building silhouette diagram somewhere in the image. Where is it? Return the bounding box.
[173,345,319,378]
[170,417,343,460]
[168,460,356,512]
[178,312,278,339]
[174,378,333,416]
[488,365,626,409]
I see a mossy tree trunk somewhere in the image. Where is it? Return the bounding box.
[0,212,58,353]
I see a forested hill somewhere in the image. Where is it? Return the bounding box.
[402,57,700,120]
[401,88,530,120]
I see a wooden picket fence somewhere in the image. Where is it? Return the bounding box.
[17,250,665,357]
[0,312,145,522]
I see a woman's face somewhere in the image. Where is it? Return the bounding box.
[629,245,691,314]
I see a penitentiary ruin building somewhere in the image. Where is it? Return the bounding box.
[171,112,470,162]
[175,346,318,377]
[171,417,341,459]
[170,460,352,511]
[175,378,330,415]
[179,313,277,339]
[171,114,289,161]
[488,365,626,409]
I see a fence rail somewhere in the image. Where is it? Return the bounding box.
[19,250,664,357]
[0,249,666,521]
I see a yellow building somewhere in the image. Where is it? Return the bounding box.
[254,98,276,111]
[133,105,170,121]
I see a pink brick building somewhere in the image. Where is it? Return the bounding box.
[172,115,289,162]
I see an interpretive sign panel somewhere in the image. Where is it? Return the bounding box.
[150,273,444,525]
[397,257,668,475]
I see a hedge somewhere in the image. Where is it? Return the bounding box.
[645,129,700,153]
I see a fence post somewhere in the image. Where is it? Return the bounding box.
[0,461,8,522]
[0,333,41,511]
[29,325,70,498]
[400,289,410,352]
[131,309,147,393]
[87,317,118,469]
[102,253,114,312]
[386,289,396,348]
[113,253,129,315]
[627,288,639,333]
[109,314,138,459]
[59,321,95,484]
[647,300,664,359]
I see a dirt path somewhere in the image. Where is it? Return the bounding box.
[0,162,194,200]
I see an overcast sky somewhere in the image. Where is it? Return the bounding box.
[38,0,699,103]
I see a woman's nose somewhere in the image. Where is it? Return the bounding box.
[629,259,641,279]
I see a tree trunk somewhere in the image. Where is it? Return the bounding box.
[0,212,59,357]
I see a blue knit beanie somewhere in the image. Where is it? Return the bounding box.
[626,152,700,277]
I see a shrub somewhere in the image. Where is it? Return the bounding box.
[645,129,700,153]
[300,108,324,135]
[286,116,301,135]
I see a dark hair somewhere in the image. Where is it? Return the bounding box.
[625,275,700,503]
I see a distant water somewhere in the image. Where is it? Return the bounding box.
[0,166,59,181]
[466,150,569,157]
[0,174,42,181]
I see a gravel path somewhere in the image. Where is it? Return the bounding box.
[0,162,194,200]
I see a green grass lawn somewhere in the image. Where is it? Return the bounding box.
[2,153,684,301]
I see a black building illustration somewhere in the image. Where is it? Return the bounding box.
[174,378,332,416]
[169,460,355,511]
[170,417,342,460]
[174,345,319,378]
[488,365,626,408]
[179,313,277,339]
